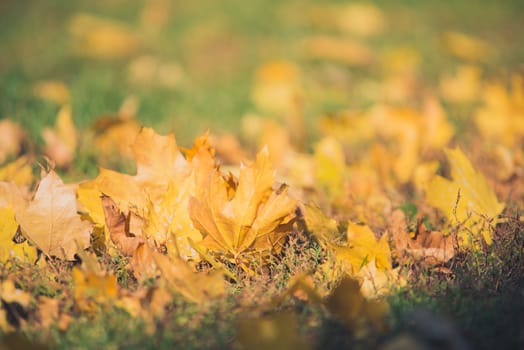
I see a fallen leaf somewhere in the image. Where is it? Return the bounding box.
[441,31,492,62]
[0,119,25,164]
[94,127,192,212]
[313,136,346,199]
[32,80,70,105]
[236,311,310,350]
[275,272,324,304]
[0,279,31,333]
[422,95,455,151]
[210,132,248,165]
[251,60,303,115]
[0,156,33,187]
[128,55,184,88]
[308,3,385,37]
[340,223,391,272]
[302,204,340,247]
[16,171,92,260]
[301,35,374,66]
[357,260,404,298]
[426,148,505,247]
[189,148,297,263]
[381,47,420,75]
[475,75,524,147]
[42,105,77,168]
[92,114,142,164]
[0,207,37,264]
[153,252,225,303]
[325,276,389,336]
[140,0,171,33]
[72,265,118,313]
[101,195,144,256]
[143,180,202,260]
[388,209,455,266]
[128,242,157,281]
[91,168,144,213]
[440,65,481,103]
[335,3,386,37]
[36,296,59,329]
[69,13,140,59]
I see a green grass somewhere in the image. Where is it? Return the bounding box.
[2,0,523,145]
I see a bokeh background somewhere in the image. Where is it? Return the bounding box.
[1,0,523,146]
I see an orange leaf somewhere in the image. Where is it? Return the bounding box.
[101,195,144,256]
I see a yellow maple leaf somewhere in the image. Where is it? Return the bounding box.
[144,180,202,260]
[0,156,33,187]
[189,148,297,262]
[90,129,216,259]
[302,204,340,247]
[327,223,403,298]
[336,223,391,273]
[77,182,106,227]
[0,207,37,264]
[15,171,92,260]
[426,148,505,247]
[77,182,111,253]
[93,127,193,213]
[90,167,144,213]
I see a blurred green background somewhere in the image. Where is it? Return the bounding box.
[1,0,523,146]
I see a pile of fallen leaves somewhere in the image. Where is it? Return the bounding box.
[1,2,524,348]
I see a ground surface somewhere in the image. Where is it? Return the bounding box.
[0,1,523,349]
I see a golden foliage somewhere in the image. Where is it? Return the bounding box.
[426,148,505,247]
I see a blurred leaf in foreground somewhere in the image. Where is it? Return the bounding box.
[73,253,119,313]
[236,311,310,350]
[326,277,389,337]
[0,279,31,333]
[153,252,225,303]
